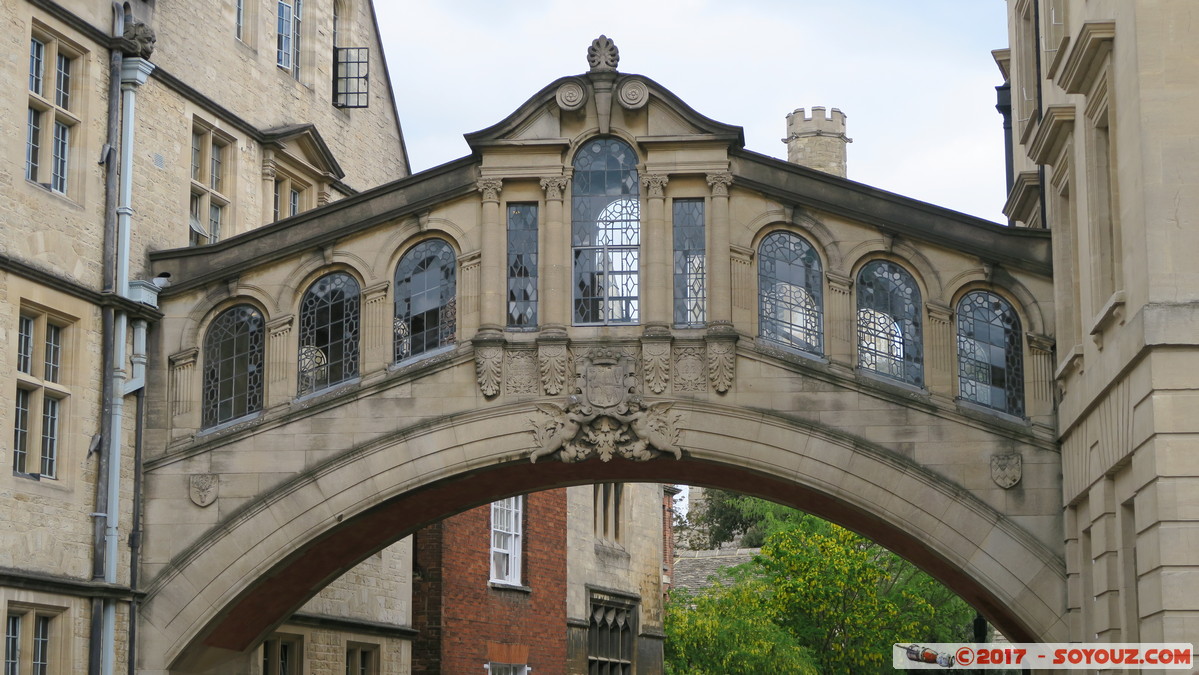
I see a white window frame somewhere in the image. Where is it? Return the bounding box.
[485,664,530,675]
[276,0,303,80]
[489,496,523,585]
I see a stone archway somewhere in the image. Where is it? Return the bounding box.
[140,400,1067,672]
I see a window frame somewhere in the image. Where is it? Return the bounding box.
[26,29,82,197]
[297,272,361,397]
[672,198,706,327]
[4,606,62,675]
[486,664,530,675]
[757,231,824,354]
[393,238,457,363]
[345,642,378,675]
[571,137,642,326]
[188,121,234,246]
[201,304,266,430]
[587,594,637,675]
[855,260,924,387]
[12,309,71,481]
[276,0,303,80]
[489,496,523,586]
[955,290,1026,417]
[506,203,539,329]
[594,482,623,543]
[261,634,303,675]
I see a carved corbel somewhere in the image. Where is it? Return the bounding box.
[641,334,672,395]
[705,327,738,394]
[473,333,505,398]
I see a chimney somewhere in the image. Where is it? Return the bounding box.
[783,107,852,177]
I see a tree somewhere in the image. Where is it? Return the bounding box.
[669,491,975,674]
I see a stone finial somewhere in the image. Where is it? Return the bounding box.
[783,107,852,177]
[588,35,619,73]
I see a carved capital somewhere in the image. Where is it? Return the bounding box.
[826,271,853,295]
[363,281,390,305]
[476,178,503,202]
[926,302,953,325]
[1027,333,1055,354]
[266,315,294,338]
[706,172,733,197]
[540,176,570,201]
[640,174,669,199]
[261,160,278,181]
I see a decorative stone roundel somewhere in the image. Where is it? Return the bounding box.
[556,79,588,111]
[617,77,649,110]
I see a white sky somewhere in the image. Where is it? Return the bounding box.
[376,1,1011,223]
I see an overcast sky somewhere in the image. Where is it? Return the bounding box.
[376,1,1011,223]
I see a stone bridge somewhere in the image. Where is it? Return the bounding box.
[140,53,1062,671]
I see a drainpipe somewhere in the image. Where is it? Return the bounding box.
[90,6,124,675]
[101,53,154,675]
[125,319,148,675]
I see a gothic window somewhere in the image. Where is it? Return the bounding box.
[672,198,706,326]
[202,305,264,428]
[394,239,456,362]
[758,231,823,354]
[856,261,923,386]
[490,496,522,585]
[957,291,1025,416]
[588,596,636,675]
[298,272,360,396]
[507,203,538,328]
[572,138,640,325]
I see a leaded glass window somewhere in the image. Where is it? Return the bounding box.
[572,138,640,325]
[507,203,538,328]
[394,239,456,361]
[856,261,923,386]
[588,598,635,675]
[673,198,706,326]
[202,305,264,428]
[759,232,823,353]
[957,291,1024,416]
[298,273,360,396]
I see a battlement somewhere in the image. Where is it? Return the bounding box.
[784,106,849,139]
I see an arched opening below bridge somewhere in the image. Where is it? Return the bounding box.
[142,403,1066,672]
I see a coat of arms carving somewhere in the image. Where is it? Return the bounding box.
[990,453,1022,489]
[529,349,684,463]
[189,473,218,507]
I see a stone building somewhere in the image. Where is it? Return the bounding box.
[999,0,1199,649]
[2,1,1197,673]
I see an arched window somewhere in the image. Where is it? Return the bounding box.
[202,305,264,428]
[571,138,640,325]
[758,231,823,353]
[856,261,923,386]
[298,272,360,396]
[957,291,1024,416]
[394,238,456,361]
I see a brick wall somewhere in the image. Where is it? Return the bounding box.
[412,489,568,674]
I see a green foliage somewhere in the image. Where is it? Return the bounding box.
[669,492,976,674]
[664,574,818,675]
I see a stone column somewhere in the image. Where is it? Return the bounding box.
[925,302,953,397]
[476,178,504,335]
[540,176,570,331]
[706,172,734,327]
[825,271,853,369]
[641,173,669,332]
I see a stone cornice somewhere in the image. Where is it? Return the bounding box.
[1003,170,1042,224]
[1029,105,1076,166]
[0,255,162,321]
[1059,21,1116,94]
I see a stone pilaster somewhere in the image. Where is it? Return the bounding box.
[266,315,294,407]
[825,271,853,368]
[925,302,953,397]
[169,348,198,434]
[1026,333,1055,420]
[641,174,669,331]
[706,172,734,327]
[540,176,570,330]
[361,281,390,371]
[476,177,504,334]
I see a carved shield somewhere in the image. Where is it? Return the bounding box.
[189,473,218,507]
[585,362,626,408]
[990,453,1022,489]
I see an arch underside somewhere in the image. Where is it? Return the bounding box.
[142,402,1068,672]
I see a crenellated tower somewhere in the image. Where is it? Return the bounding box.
[783,106,852,177]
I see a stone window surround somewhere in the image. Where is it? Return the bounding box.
[189,118,236,246]
[12,301,77,485]
[26,23,85,199]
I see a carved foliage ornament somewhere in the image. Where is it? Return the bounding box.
[642,341,671,394]
[538,343,569,395]
[587,35,620,72]
[475,344,503,398]
[189,474,218,507]
[707,340,736,393]
[476,178,503,202]
[530,349,683,463]
[990,453,1022,489]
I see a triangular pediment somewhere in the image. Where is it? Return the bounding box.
[262,123,345,180]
